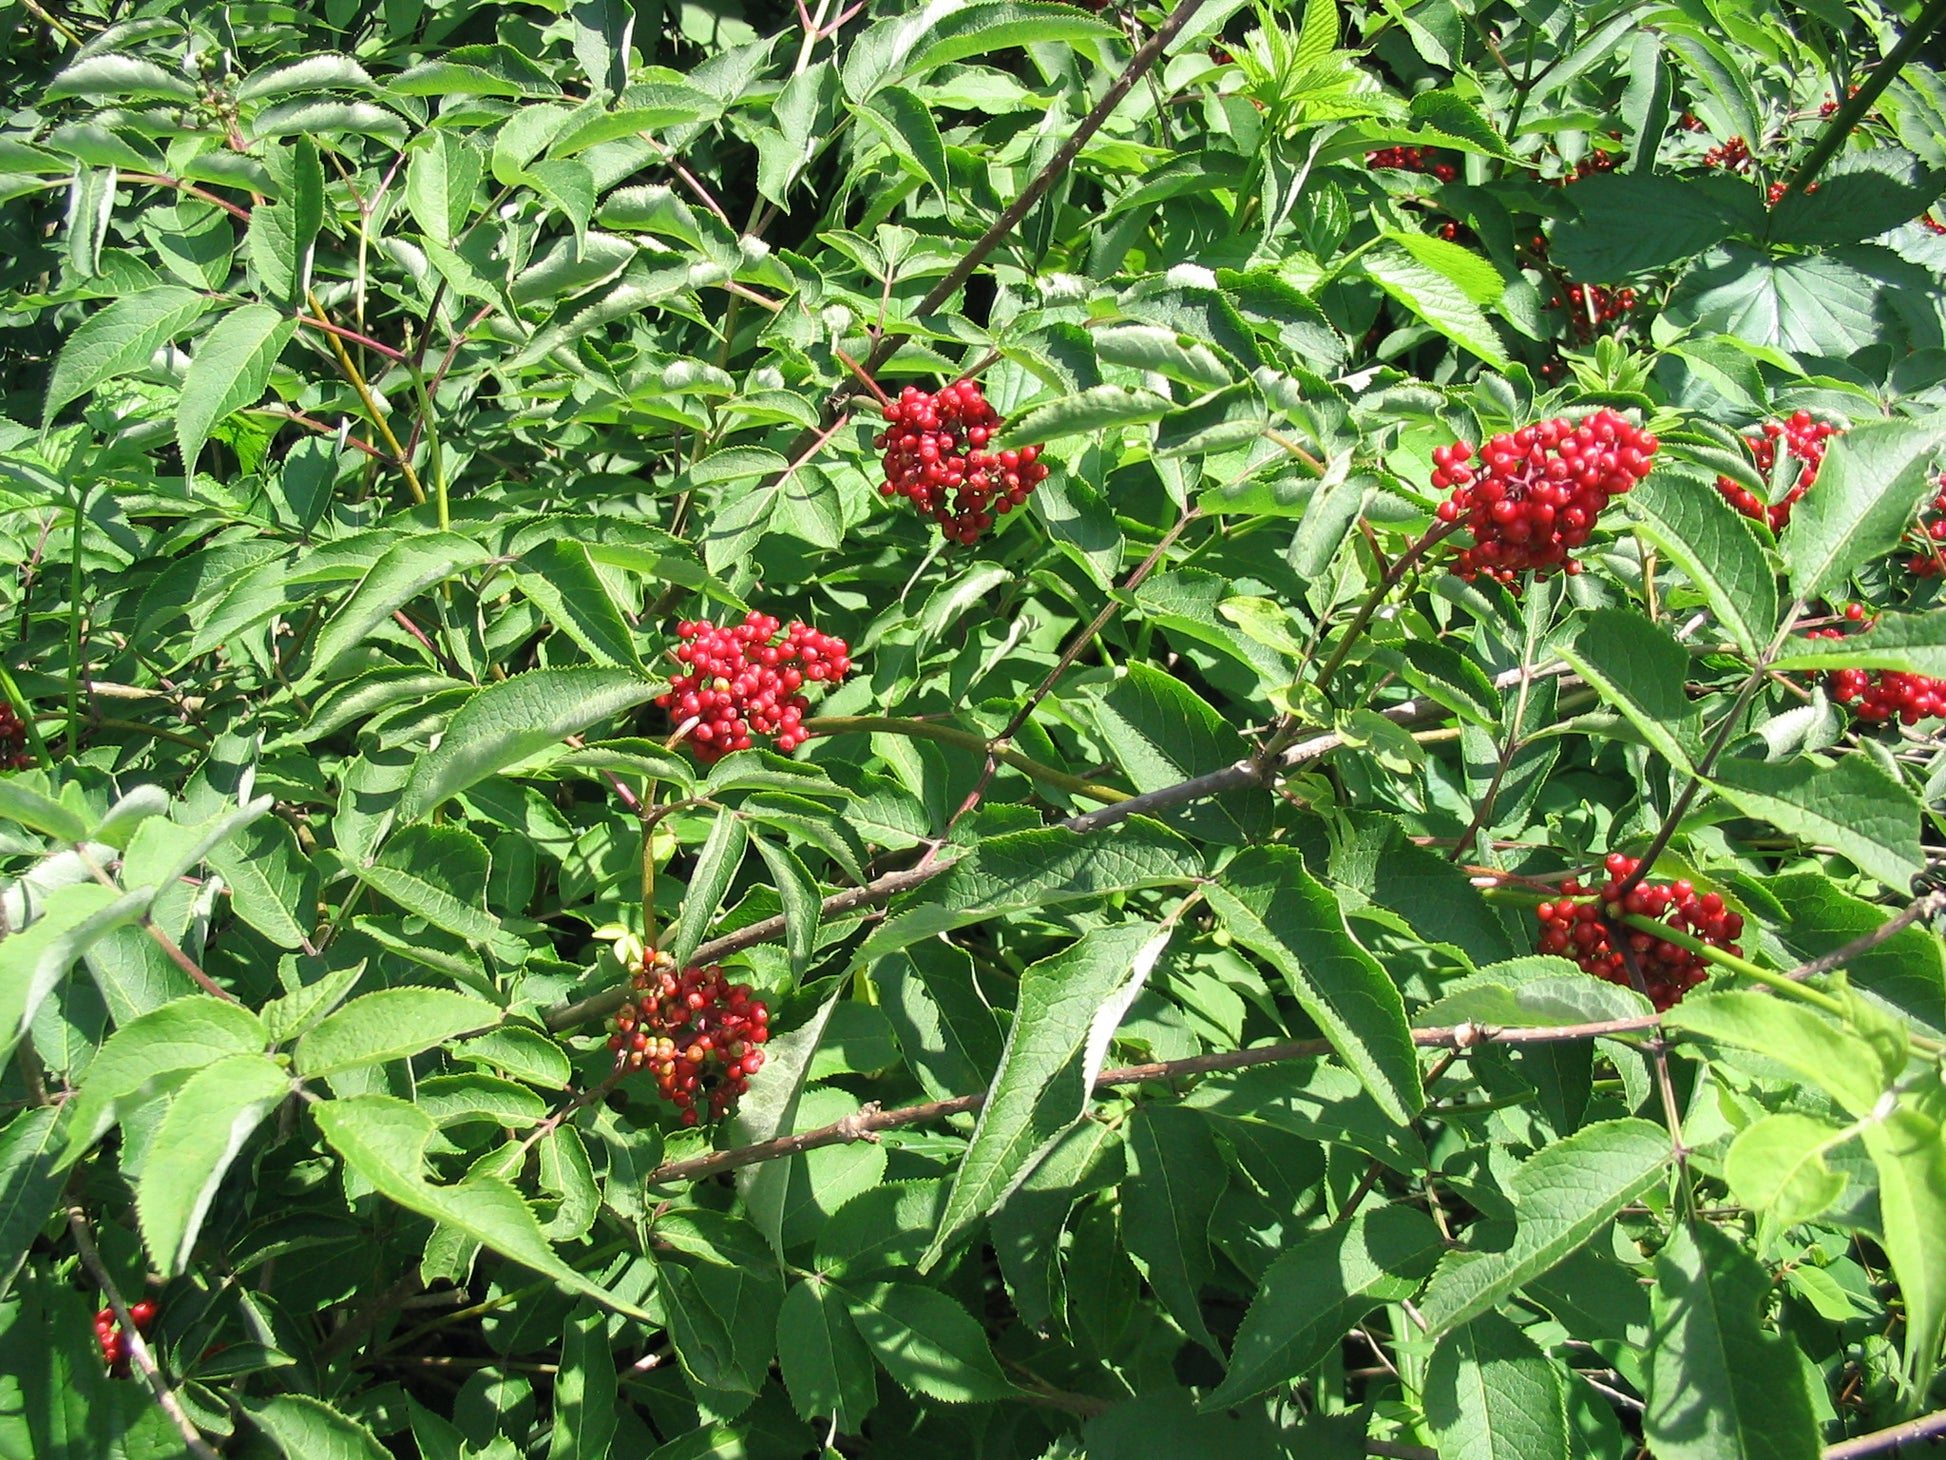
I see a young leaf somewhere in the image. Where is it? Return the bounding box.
[1204,845,1421,1123]
[177,305,297,475]
[398,668,663,821]
[1644,1223,1820,1460]
[295,988,502,1077]
[1418,1119,1671,1335]
[1200,1206,1443,1409]
[136,1052,291,1275]
[839,1283,1018,1403]
[1423,1311,1572,1460]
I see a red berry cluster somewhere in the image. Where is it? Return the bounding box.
[1703,135,1752,171]
[1921,213,1946,236]
[1820,85,1862,118]
[1680,112,1706,132]
[658,612,850,762]
[1766,180,1818,206]
[1907,477,1946,575]
[1561,147,1620,183]
[1431,410,1659,582]
[1368,146,1458,182]
[875,380,1049,544]
[95,1301,156,1374]
[1550,282,1637,341]
[1713,411,1839,531]
[0,703,30,771]
[1536,855,1744,1010]
[1807,608,1946,725]
[607,950,769,1125]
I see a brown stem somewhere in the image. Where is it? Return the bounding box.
[1822,1409,1946,1459]
[66,1208,222,1460]
[640,1014,1661,1185]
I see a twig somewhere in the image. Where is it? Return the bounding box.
[1822,1407,1946,1458]
[640,1014,1661,1185]
[66,1208,222,1460]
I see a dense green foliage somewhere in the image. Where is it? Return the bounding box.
[2,0,1946,1456]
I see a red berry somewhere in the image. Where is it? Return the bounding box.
[1431,410,1658,583]
[607,951,771,1123]
[1702,135,1752,172]
[874,378,1049,542]
[0,703,31,771]
[655,612,852,763]
[1535,857,1740,1010]
[1715,412,1839,531]
[1906,475,1946,576]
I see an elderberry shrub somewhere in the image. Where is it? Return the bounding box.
[875,379,1050,544]
[607,949,769,1125]
[1431,408,1658,582]
[1807,607,1946,725]
[656,611,851,761]
[1714,410,1840,531]
[1536,854,1745,1011]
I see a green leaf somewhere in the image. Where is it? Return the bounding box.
[1621,469,1778,657]
[241,1393,393,1460]
[0,1108,65,1300]
[546,1302,618,1460]
[1770,609,1946,679]
[247,135,324,305]
[0,777,91,843]
[858,87,949,199]
[752,837,820,979]
[1861,1094,1946,1392]
[872,941,1004,1102]
[353,823,516,954]
[1382,229,1506,306]
[1363,243,1508,368]
[1090,662,1261,839]
[309,531,495,674]
[923,923,1171,1269]
[859,817,1201,958]
[399,668,662,821]
[177,304,297,475]
[312,1095,647,1316]
[999,384,1173,445]
[65,994,270,1159]
[512,539,644,669]
[1643,1223,1820,1460]
[1550,608,1702,772]
[666,812,748,967]
[1722,1113,1850,1234]
[840,1282,1018,1403]
[846,2,1118,97]
[0,881,149,1066]
[205,814,315,950]
[1767,149,1945,249]
[1781,417,1946,603]
[1550,174,1753,282]
[1200,1206,1443,1408]
[663,1255,782,1396]
[1203,845,1421,1124]
[406,131,482,247]
[296,987,502,1077]
[1424,1311,1571,1460]
[1706,753,1923,892]
[44,285,211,424]
[1407,91,1514,159]
[1665,991,1887,1116]
[777,1280,876,1429]
[46,54,198,102]
[136,1052,290,1275]
[1418,1119,1671,1336]
[1122,1105,1224,1355]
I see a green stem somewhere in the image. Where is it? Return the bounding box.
[805,715,1130,804]
[1780,0,1946,201]
[65,480,90,760]
[0,661,54,769]
[408,365,449,531]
